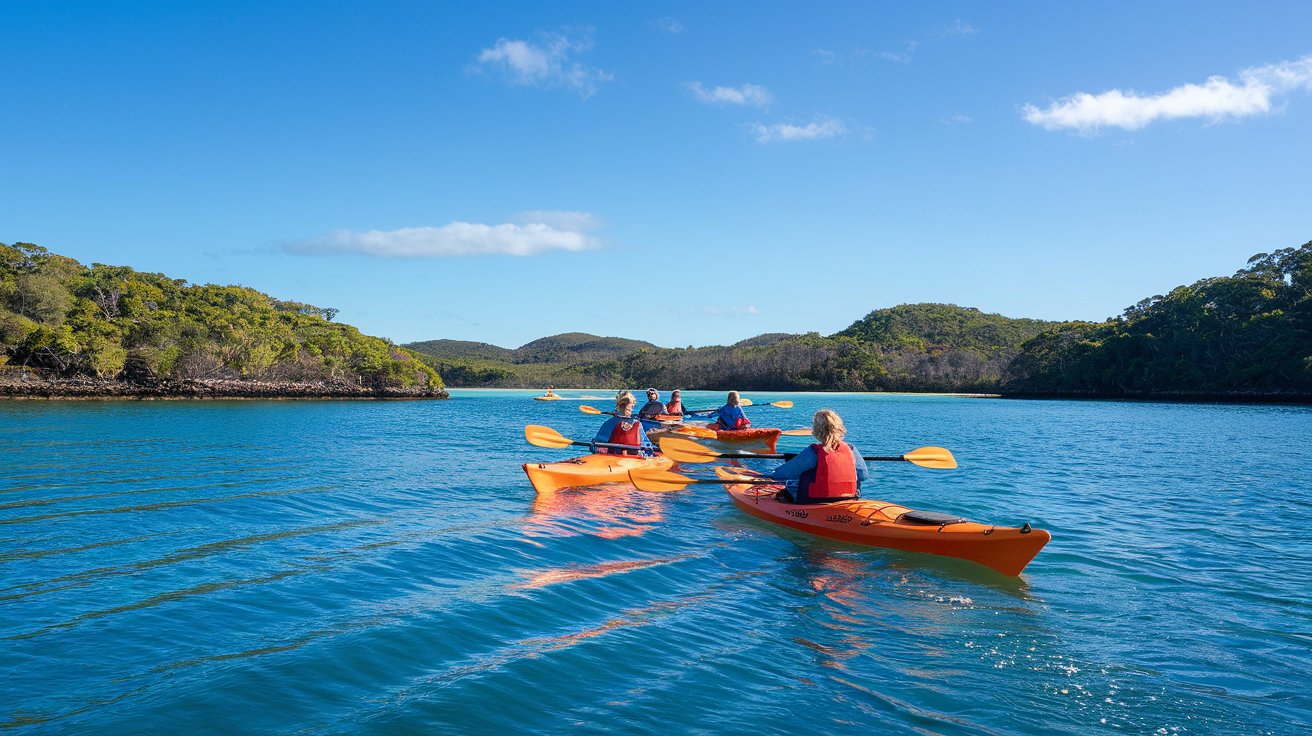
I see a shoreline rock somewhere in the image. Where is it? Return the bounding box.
[0,373,449,400]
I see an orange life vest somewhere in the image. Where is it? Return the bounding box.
[807,442,858,499]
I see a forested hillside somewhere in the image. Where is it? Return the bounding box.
[1005,241,1312,398]
[407,304,1056,392]
[0,242,443,394]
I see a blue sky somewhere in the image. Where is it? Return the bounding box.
[3,1,1310,348]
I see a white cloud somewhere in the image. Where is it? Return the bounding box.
[287,211,602,258]
[940,113,974,125]
[945,19,977,36]
[685,81,774,107]
[1023,54,1312,133]
[857,41,918,64]
[747,117,847,143]
[473,30,613,97]
[652,17,685,34]
[811,48,839,66]
[680,305,760,317]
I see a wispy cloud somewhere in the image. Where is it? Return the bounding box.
[685,81,774,107]
[680,305,760,317]
[939,113,973,125]
[856,40,918,64]
[945,19,977,36]
[652,17,685,34]
[286,211,602,258]
[747,117,847,143]
[1023,54,1312,133]
[473,29,613,98]
[811,48,839,66]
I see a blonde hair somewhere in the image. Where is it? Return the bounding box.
[726,390,740,406]
[615,391,635,411]
[812,409,847,451]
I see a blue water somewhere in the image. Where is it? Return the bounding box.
[1,391,1309,735]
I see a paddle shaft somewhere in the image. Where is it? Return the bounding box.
[695,452,911,462]
[567,438,651,452]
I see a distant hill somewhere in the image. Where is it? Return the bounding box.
[512,333,657,364]
[403,339,514,362]
[406,307,1061,391]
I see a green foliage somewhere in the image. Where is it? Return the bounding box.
[0,242,443,391]
[1005,240,1312,395]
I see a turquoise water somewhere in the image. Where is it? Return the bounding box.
[2,390,1309,735]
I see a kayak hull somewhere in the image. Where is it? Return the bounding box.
[648,426,781,453]
[721,473,1049,576]
[533,395,563,401]
[523,453,674,494]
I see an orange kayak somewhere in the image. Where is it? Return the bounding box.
[717,468,1049,576]
[648,426,781,453]
[533,395,563,401]
[523,453,674,494]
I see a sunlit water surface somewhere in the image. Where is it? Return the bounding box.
[2,391,1309,734]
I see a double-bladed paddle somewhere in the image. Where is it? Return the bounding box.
[524,424,650,453]
[578,405,683,422]
[629,467,771,493]
[656,436,958,469]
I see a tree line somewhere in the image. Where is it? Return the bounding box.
[0,242,442,391]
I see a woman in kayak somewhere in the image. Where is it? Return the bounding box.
[709,390,751,430]
[637,388,666,419]
[665,389,684,415]
[543,386,556,398]
[769,409,868,503]
[592,391,655,456]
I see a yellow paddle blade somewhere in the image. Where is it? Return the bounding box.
[779,428,813,436]
[739,398,753,406]
[524,425,574,449]
[579,405,602,415]
[675,426,717,439]
[769,401,794,408]
[628,469,696,493]
[902,446,958,469]
[657,436,723,464]
[713,466,764,482]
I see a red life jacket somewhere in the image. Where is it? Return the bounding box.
[665,400,683,415]
[606,418,643,454]
[809,442,858,499]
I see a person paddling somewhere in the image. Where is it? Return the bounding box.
[592,391,655,456]
[709,390,751,430]
[665,389,684,416]
[769,409,868,503]
[544,385,556,397]
[637,388,666,419]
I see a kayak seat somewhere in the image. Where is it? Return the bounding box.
[896,510,967,526]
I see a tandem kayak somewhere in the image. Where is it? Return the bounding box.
[648,426,781,453]
[716,467,1049,576]
[533,395,563,401]
[523,453,674,494]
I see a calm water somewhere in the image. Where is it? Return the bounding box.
[1,391,1309,735]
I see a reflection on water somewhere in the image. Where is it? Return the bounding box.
[526,485,667,540]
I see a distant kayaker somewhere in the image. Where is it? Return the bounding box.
[709,390,751,430]
[769,409,868,503]
[665,389,684,415]
[638,388,666,419]
[593,391,655,456]
[544,386,556,397]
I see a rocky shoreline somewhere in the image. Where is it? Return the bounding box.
[0,372,449,400]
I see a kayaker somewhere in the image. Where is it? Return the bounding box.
[709,390,751,430]
[592,391,655,456]
[769,409,868,503]
[665,389,684,415]
[544,386,556,398]
[637,388,666,419]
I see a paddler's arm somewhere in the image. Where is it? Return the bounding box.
[769,446,818,481]
[847,442,869,486]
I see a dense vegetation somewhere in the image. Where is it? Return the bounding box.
[0,242,443,392]
[408,304,1056,392]
[1004,241,1312,397]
